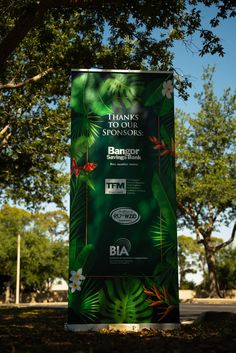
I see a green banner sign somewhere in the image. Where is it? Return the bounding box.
[68,70,179,330]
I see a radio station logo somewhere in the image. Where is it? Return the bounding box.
[105,179,126,194]
[109,238,131,257]
[110,207,140,225]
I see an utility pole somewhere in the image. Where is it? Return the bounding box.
[16,234,21,304]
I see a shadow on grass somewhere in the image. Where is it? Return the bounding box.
[0,307,235,353]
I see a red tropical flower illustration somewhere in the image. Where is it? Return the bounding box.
[149,136,176,158]
[71,159,97,176]
[144,285,177,321]
[83,162,97,172]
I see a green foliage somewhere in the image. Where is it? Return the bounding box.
[176,66,236,230]
[0,204,68,292]
[99,277,153,323]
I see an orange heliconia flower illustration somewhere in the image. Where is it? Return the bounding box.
[149,136,176,158]
[144,284,177,321]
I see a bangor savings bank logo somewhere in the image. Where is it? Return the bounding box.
[109,238,131,257]
[110,207,140,225]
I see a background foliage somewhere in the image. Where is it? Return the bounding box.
[176,66,236,296]
[0,205,68,293]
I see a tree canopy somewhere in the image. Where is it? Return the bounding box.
[0,0,235,207]
[0,205,69,293]
[176,66,236,297]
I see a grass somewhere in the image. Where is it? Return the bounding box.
[0,306,235,353]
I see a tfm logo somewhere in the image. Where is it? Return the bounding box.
[105,179,126,194]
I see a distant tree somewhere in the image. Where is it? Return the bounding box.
[216,245,236,293]
[178,235,204,289]
[176,66,236,297]
[0,205,68,295]
[0,1,235,207]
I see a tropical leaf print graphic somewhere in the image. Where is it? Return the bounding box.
[69,70,179,327]
[150,215,177,254]
[100,74,144,108]
[69,279,100,323]
[99,277,152,323]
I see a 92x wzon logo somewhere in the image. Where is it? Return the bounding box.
[110,207,140,225]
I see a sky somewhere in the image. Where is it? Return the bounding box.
[173,8,236,117]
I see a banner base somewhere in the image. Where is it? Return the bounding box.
[65,323,180,332]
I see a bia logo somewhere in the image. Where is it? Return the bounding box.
[105,179,126,194]
[109,246,129,256]
[109,238,131,257]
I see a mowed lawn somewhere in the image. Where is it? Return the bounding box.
[0,306,235,353]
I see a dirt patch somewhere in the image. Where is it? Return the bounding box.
[0,307,235,353]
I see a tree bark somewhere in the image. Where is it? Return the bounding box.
[204,242,222,298]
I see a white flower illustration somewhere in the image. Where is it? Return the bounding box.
[162,80,173,99]
[70,268,86,283]
[69,280,81,293]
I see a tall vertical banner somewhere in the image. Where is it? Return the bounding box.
[68,70,179,330]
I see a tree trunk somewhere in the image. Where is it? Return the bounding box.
[204,242,222,298]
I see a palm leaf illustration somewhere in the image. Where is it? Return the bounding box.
[71,73,88,114]
[70,177,86,243]
[151,173,176,240]
[71,73,112,116]
[150,215,177,254]
[69,279,100,323]
[100,74,144,108]
[99,277,152,323]
[159,96,174,117]
[143,75,173,108]
[143,79,163,107]
[69,243,95,274]
[71,113,102,145]
[71,73,112,144]
[153,256,178,290]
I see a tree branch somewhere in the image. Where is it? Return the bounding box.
[215,221,236,252]
[0,68,54,90]
[0,125,12,147]
[0,3,48,68]
[207,202,214,233]
[0,125,10,137]
[178,201,209,241]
